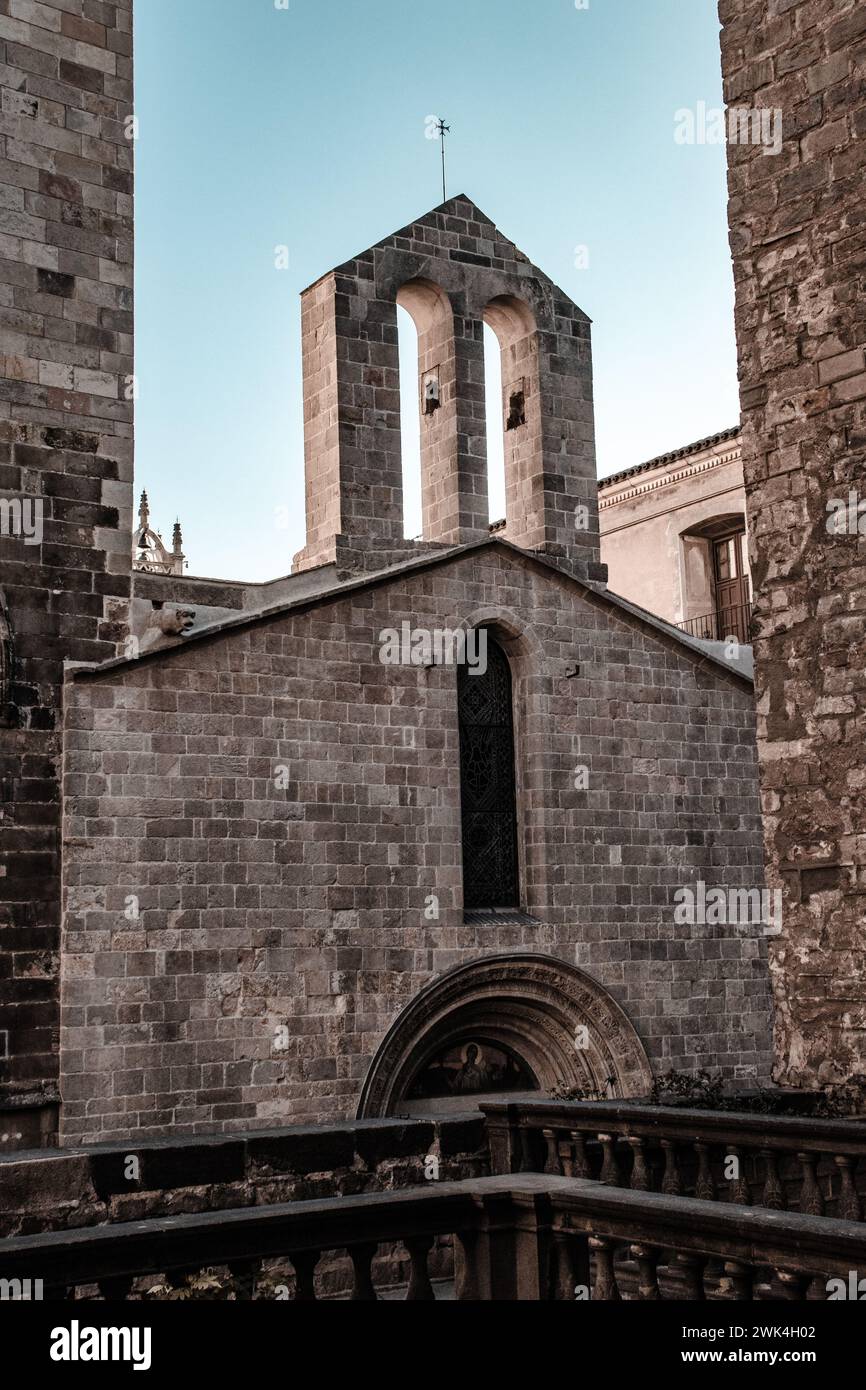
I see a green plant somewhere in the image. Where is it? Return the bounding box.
[650,1068,725,1108]
[548,1078,616,1102]
[145,1269,237,1301]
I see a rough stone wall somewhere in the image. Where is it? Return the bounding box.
[0,0,134,1123]
[719,0,866,1085]
[60,546,771,1142]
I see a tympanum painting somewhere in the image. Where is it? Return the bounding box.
[407,1041,537,1100]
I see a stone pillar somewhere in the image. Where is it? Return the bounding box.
[488,295,599,567]
[293,267,407,574]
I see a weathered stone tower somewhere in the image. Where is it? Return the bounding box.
[293,197,602,580]
[719,0,866,1086]
[0,0,134,1142]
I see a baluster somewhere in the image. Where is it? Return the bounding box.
[834,1155,862,1221]
[676,1252,706,1300]
[570,1130,591,1179]
[727,1146,751,1205]
[598,1133,622,1187]
[551,1230,580,1300]
[695,1142,716,1201]
[290,1250,319,1301]
[627,1136,652,1192]
[349,1243,378,1301]
[776,1268,811,1301]
[798,1152,824,1216]
[454,1230,480,1301]
[228,1259,261,1301]
[98,1276,133,1301]
[661,1139,682,1197]
[543,1127,562,1175]
[630,1244,661,1300]
[760,1148,786,1210]
[723,1259,754,1301]
[589,1236,621,1301]
[405,1236,436,1301]
[518,1126,534,1173]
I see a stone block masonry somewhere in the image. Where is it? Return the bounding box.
[60,545,772,1143]
[0,0,134,1125]
[719,0,866,1087]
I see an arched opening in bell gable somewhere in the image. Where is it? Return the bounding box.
[396,277,456,542]
[483,295,540,542]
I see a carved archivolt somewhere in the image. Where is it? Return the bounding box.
[357,952,653,1117]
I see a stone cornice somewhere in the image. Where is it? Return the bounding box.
[599,444,742,511]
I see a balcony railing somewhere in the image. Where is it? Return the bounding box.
[676,601,753,644]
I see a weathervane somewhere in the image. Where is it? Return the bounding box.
[435,118,451,202]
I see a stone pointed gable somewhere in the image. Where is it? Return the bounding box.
[294,196,599,580]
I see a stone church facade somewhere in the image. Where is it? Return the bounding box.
[56,199,772,1143]
[0,0,788,1150]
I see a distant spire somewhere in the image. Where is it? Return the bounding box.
[133,493,187,575]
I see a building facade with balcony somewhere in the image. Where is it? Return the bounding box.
[599,429,753,646]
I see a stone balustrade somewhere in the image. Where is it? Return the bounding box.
[544,1178,866,1301]
[482,1101,866,1220]
[2,1172,865,1302]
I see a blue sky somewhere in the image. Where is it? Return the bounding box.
[134,0,737,582]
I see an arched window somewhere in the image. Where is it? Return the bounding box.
[679,513,752,643]
[457,632,519,910]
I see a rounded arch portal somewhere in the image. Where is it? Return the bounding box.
[357,953,653,1118]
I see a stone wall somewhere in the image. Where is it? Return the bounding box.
[60,543,772,1142]
[719,0,866,1085]
[0,1114,487,1236]
[0,0,134,1122]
